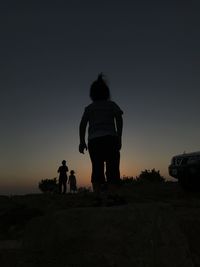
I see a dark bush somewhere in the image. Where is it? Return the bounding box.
[38,178,58,193]
[137,168,165,182]
[122,176,135,184]
[77,187,91,193]
[122,169,165,185]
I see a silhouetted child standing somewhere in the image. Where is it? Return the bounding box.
[57,160,69,194]
[79,73,123,194]
[68,170,77,193]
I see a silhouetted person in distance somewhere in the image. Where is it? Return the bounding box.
[57,160,69,194]
[68,170,77,193]
[79,73,123,194]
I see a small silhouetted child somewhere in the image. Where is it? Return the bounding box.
[68,170,77,193]
[79,73,123,194]
[57,160,69,194]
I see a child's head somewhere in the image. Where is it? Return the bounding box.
[90,73,110,101]
[70,170,75,175]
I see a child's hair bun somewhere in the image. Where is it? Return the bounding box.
[97,73,104,81]
[90,72,110,101]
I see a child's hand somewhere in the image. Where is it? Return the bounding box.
[79,142,87,154]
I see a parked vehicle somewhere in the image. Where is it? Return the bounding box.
[169,151,200,189]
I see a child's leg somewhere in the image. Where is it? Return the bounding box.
[105,137,121,194]
[92,182,101,194]
[88,138,106,192]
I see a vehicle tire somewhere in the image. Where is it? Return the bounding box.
[179,175,200,191]
[178,176,189,190]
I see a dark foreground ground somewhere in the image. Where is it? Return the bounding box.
[0,182,200,267]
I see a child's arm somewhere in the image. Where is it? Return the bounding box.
[79,113,88,154]
[115,114,123,150]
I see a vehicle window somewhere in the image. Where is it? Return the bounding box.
[181,158,188,165]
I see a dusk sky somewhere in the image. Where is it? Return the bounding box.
[1,0,200,194]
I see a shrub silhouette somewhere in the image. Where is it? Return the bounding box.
[122,169,165,184]
[137,169,165,182]
[77,187,91,193]
[38,178,58,193]
[122,176,135,184]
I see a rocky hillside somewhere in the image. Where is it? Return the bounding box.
[0,182,200,267]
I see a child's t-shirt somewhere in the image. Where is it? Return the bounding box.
[81,100,123,140]
[69,175,76,184]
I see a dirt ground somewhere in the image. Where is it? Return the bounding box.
[0,182,200,267]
